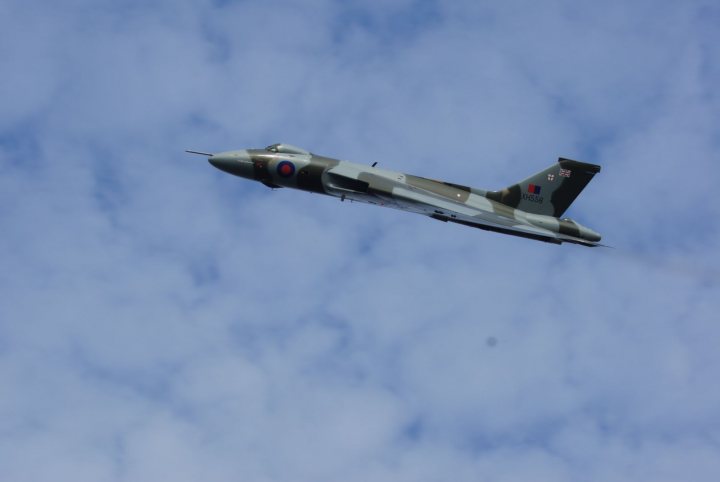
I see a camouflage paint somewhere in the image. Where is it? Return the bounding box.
[486,158,601,217]
[205,144,603,246]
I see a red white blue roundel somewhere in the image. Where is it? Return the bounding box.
[277,160,295,177]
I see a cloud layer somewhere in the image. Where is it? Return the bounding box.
[1,1,719,480]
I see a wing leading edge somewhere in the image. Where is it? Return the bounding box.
[325,165,601,246]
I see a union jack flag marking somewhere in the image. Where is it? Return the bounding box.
[559,168,572,178]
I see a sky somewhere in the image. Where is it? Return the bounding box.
[1,0,719,480]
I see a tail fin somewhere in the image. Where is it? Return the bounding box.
[486,158,601,217]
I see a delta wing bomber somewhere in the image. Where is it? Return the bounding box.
[189,144,603,246]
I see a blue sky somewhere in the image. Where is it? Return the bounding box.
[1,0,719,480]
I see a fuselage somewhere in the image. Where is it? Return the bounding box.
[206,144,601,246]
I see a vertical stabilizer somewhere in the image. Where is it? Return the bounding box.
[486,158,601,217]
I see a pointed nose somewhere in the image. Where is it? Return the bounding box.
[208,150,251,177]
[578,225,601,242]
[208,154,232,170]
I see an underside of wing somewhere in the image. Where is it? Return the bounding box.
[429,213,562,244]
[324,166,600,246]
[389,185,565,244]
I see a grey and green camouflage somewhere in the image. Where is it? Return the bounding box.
[195,143,602,246]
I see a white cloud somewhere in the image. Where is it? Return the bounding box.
[1,0,719,480]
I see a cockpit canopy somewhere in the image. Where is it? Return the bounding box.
[265,143,310,155]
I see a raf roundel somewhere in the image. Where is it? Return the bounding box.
[277,160,296,177]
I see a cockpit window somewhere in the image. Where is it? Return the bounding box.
[264,144,310,155]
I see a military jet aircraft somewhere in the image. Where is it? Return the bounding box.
[189,144,603,246]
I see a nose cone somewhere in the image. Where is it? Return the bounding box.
[579,225,602,242]
[209,150,251,177]
[208,154,233,170]
[585,229,602,243]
